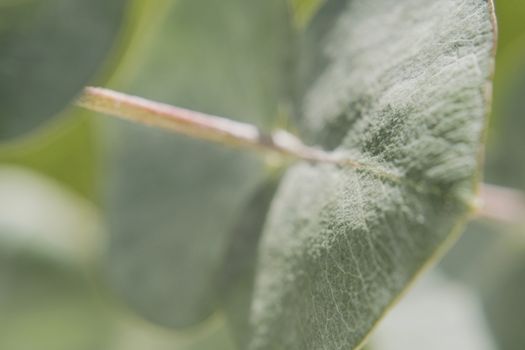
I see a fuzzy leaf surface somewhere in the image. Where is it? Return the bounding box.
[248,0,496,349]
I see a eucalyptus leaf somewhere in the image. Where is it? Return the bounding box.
[0,0,126,140]
[105,0,291,328]
[110,316,235,350]
[220,179,280,348]
[0,166,110,350]
[439,4,525,345]
[0,113,99,201]
[0,250,110,350]
[248,1,496,349]
[486,58,525,191]
[475,52,525,349]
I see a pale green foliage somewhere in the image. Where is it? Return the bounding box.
[220,179,280,348]
[482,234,525,350]
[288,0,325,28]
[247,0,496,349]
[105,0,291,328]
[0,167,110,350]
[0,166,237,350]
[0,0,126,140]
[0,0,500,348]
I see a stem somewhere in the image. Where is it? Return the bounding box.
[77,87,339,164]
[477,184,525,224]
[77,86,525,224]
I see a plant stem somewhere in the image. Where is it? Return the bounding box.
[477,184,525,224]
[77,86,525,224]
[77,86,340,164]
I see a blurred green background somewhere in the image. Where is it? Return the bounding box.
[0,0,524,349]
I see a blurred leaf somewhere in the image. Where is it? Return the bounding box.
[438,3,525,348]
[104,0,291,328]
[440,224,525,350]
[288,0,325,28]
[109,315,235,350]
[219,179,280,348]
[493,0,525,50]
[0,166,103,264]
[247,1,495,349]
[483,0,525,189]
[0,113,99,201]
[0,252,111,350]
[369,272,496,350]
[0,166,111,350]
[0,0,126,140]
[481,232,525,350]
[0,0,143,203]
[479,59,525,350]
[485,54,525,190]
[439,221,500,285]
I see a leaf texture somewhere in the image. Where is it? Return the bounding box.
[248,0,496,349]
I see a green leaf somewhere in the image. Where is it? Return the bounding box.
[485,49,525,191]
[438,2,525,346]
[110,316,236,350]
[104,0,291,328]
[0,166,103,264]
[288,0,325,29]
[440,224,525,350]
[0,113,99,202]
[0,253,111,350]
[247,1,496,349]
[0,0,126,141]
[0,166,111,350]
[220,179,281,348]
[481,233,525,350]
